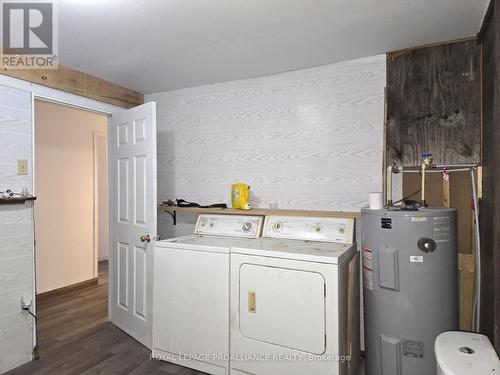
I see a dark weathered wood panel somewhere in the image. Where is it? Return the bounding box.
[386,40,481,166]
[479,0,500,354]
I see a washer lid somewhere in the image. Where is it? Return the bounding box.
[263,216,354,244]
[435,332,500,375]
[156,235,259,254]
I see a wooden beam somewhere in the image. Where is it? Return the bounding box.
[1,64,144,109]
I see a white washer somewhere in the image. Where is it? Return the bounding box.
[230,215,360,375]
[153,214,264,375]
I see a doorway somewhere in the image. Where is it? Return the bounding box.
[34,99,109,296]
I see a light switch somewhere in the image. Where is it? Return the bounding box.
[17,159,28,175]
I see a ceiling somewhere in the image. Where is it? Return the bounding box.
[57,0,489,94]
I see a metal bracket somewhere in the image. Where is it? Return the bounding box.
[166,210,177,225]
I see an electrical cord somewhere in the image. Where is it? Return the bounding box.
[22,306,37,320]
[22,304,39,360]
[31,201,40,359]
[160,199,227,209]
[2,189,39,357]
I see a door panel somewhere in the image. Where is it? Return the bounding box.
[239,264,326,355]
[118,243,128,309]
[109,102,157,348]
[118,158,129,222]
[133,118,146,143]
[134,246,147,319]
[134,155,147,225]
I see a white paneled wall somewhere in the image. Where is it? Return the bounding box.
[0,85,34,373]
[147,54,386,238]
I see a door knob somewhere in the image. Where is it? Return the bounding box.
[140,234,151,243]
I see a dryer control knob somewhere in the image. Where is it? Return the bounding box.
[242,222,252,232]
[273,222,283,232]
[313,224,321,233]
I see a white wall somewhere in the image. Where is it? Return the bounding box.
[146,54,386,238]
[0,86,34,373]
[34,100,107,294]
[0,75,120,374]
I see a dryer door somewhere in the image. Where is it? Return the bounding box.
[239,263,326,354]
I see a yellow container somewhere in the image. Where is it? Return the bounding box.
[231,183,251,210]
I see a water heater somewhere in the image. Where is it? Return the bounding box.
[361,207,458,375]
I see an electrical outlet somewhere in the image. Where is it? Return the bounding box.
[17,159,28,175]
[20,294,32,309]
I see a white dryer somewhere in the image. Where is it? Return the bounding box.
[230,215,360,375]
[153,214,264,375]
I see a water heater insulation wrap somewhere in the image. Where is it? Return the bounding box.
[361,208,458,375]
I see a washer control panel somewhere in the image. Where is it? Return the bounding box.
[195,214,263,238]
[263,216,354,243]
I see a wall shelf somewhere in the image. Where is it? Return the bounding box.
[160,205,360,225]
[0,197,36,205]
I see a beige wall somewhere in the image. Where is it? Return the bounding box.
[95,132,109,261]
[35,100,107,294]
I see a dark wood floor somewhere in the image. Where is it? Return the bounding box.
[7,261,206,375]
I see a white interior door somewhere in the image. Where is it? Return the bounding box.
[108,102,157,348]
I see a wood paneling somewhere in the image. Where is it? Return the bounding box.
[148,55,386,238]
[386,40,481,167]
[479,0,500,353]
[1,65,144,109]
[0,85,34,373]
